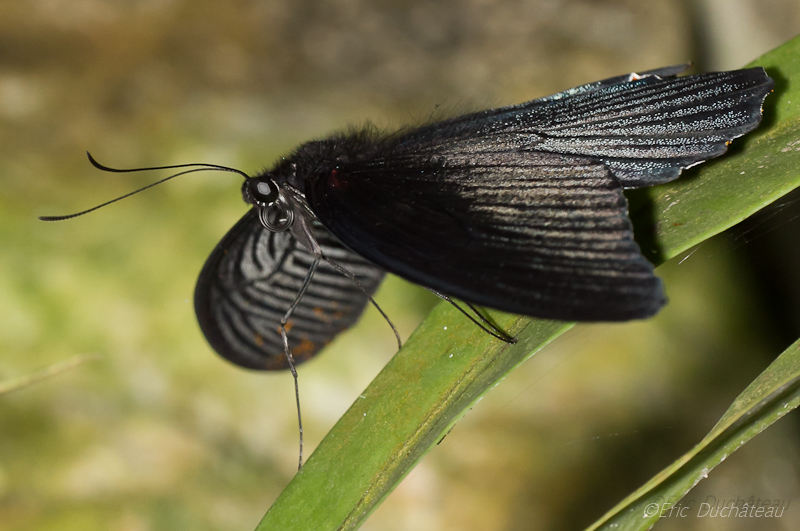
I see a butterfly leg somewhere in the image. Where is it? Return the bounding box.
[280,254,321,471]
[425,288,517,344]
[322,256,403,350]
[463,301,518,343]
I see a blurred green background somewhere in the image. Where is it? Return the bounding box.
[2,1,800,530]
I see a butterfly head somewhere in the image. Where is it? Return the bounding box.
[243,176,295,232]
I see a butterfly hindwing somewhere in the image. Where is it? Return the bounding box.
[194,209,385,370]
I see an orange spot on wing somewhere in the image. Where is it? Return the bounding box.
[291,338,322,363]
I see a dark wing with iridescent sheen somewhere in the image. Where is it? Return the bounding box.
[194,209,385,370]
[383,67,773,188]
[506,66,773,187]
[309,154,658,321]
[305,67,772,321]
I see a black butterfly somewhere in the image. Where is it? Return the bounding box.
[194,64,772,371]
[42,65,773,373]
[38,64,773,468]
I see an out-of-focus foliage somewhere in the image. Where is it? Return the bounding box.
[593,337,800,530]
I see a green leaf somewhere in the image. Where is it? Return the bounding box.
[257,35,800,531]
[587,338,800,531]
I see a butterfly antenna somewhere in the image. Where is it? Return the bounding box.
[86,151,250,179]
[39,152,250,221]
[323,256,403,350]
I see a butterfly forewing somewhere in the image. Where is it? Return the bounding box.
[195,209,385,370]
[303,67,772,321]
[308,153,661,321]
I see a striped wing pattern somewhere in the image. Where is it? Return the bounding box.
[310,153,660,321]
[448,67,772,187]
[195,209,385,370]
[306,67,772,321]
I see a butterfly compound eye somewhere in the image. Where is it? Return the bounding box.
[249,179,280,205]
